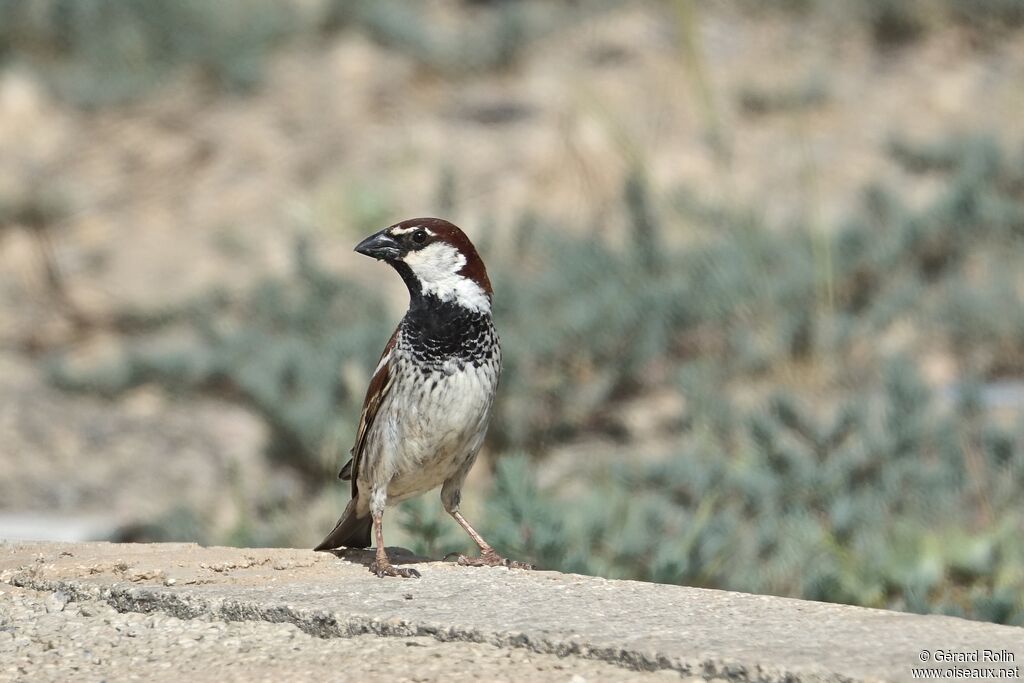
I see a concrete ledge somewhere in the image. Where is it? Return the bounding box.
[2,542,1021,682]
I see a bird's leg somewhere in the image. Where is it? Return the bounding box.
[448,510,532,570]
[368,512,420,579]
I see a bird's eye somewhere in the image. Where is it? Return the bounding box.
[412,229,427,244]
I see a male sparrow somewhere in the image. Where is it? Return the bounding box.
[314,218,529,578]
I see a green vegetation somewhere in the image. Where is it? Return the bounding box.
[420,132,1024,625]
[5,0,1021,108]
[322,0,557,75]
[0,0,599,106]
[739,0,1024,48]
[474,368,1024,625]
[47,131,1024,624]
[0,0,297,105]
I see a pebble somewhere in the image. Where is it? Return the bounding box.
[43,592,68,614]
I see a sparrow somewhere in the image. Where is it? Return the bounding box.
[314,217,530,578]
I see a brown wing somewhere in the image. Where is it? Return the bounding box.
[344,327,399,497]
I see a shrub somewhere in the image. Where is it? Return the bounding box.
[474,361,1024,624]
[0,0,297,106]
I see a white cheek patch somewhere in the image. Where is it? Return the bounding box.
[402,242,490,313]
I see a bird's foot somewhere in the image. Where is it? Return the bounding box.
[454,549,532,570]
[369,559,420,579]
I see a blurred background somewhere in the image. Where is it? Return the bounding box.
[1,0,1023,624]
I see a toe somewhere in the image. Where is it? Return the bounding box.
[370,561,393,578]
[454,552,532,569]
[369,560,420,578]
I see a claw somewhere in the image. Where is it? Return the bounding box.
[454,550,532,570]
[369,560,421,579]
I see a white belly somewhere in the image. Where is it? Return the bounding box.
[364,358,498,503]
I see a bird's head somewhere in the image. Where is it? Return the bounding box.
[354,217,493,313]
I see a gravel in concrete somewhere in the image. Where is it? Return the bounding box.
[2,542,1021,683]
[1,585,689,683]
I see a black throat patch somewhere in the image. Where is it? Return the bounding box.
[400,293,498,368]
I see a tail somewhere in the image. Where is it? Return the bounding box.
[314,499,372,551]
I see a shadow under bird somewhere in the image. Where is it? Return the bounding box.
[314,217,530,578]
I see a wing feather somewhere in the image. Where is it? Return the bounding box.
[344,328,399,497]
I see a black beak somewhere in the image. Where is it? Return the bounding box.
[354,230,401,261]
